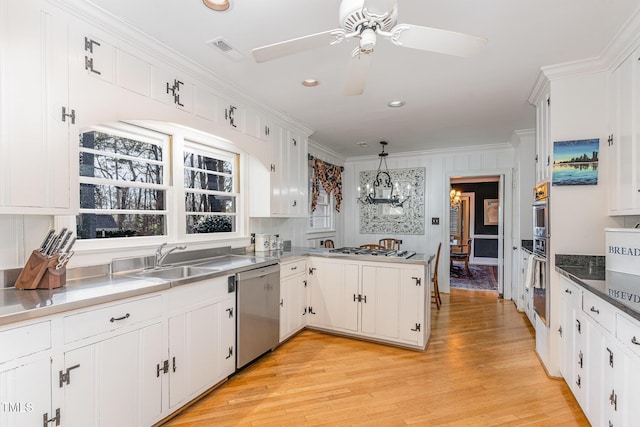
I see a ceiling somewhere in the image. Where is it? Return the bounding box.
[88,0,639,158]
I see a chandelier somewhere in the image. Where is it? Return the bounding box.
[450,189,462,207]
[357,141,410,208]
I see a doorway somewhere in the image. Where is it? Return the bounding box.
[443,171,513,300]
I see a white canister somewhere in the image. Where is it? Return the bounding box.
[277,237,284,251]
[270,235,278,251]
[255,234,270,252]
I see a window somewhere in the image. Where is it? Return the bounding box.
[76,123,241,242]
[183,142,238,234]
[77,125,169,239]
[308,162,334,232]
[309,185,333,230]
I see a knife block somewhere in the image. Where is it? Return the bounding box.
[14,250,65,290]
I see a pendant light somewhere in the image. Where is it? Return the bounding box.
[357,141,410,208]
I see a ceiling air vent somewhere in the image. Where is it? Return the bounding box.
[206,37,244,61]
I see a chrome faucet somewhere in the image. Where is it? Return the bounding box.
[154,243,187,269]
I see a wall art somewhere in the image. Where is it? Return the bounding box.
[358,167,425,234]
[552,138,599,186]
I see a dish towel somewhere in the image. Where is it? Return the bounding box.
[525,255,536,289]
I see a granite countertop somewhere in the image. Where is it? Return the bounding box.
[0,247,431,327]
[556,259,640,323]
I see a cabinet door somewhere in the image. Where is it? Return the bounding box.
[286,130,308,217]
[150,65,193,112]
[534,82,551,183]
[0,0,73,212]
[216,94,244,132]
[168,303,220,409]
[398,268,425,344]
[361,265,401,339]
[0,357,52,427]
[307,259,359,331]
[280,274,306,341]
[218,297,236,378]
[63,323,163,427]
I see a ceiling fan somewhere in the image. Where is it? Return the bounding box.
[251,0,488,96]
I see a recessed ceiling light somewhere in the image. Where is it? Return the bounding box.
[387,100,405,108]
[202,0,230,11]
[302,79,319,87]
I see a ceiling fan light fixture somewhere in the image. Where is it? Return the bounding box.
[202,0,230,12]
[359,28,377,52]
[387,100,405,108]
[302,79,319,87]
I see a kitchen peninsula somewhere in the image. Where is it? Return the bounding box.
[0,247,432,426]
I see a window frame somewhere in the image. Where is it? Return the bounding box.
[308,162,335,234]
[58,121,245,252]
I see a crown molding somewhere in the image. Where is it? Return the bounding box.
[345,142,514,163]
[308,140,347,165]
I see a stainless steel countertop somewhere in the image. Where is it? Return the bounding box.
[0,247,430,327]
[0,254,277,327]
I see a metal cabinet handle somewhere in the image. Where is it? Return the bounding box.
[632,336,640,345]
[110,313,130,322]
[565,288,572,294]
[590,306,600,314]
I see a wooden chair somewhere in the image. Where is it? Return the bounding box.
[379,238,401,251]
[360,244,384,249]
[432,242,442,309]
[324,239,335,248]
[450,238,472,277]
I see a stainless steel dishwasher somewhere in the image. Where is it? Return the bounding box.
[236,263,280,369]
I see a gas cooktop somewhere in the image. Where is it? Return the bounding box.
[329,247,416,259]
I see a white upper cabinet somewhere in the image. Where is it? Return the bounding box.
[533,79,551,184]
[249,124,310,218]
[216,93,244,132]
[81,34,114,84]
[608,46,640,215]
[150,65,194,113]
[0,0,76,214]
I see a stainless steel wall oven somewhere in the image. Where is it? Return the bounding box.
[532,182,550,326]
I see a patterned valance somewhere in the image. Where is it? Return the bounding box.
[311,158,343,212]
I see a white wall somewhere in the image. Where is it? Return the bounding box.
[342,144,515,293]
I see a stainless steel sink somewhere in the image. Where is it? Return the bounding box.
[136,265,217,281]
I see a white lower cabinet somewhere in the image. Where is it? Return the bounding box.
[560,276,640,426]
[306,257,428,349]
[58,276,235,426]
[166,276,236,412]
[307,258,359,332]
[0,355,53,427]
[168,295,235,410]
[62,323,163,427]
[279,259,307,342]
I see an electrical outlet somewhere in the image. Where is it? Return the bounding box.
[431,217,440,225]
[319,240,324,246]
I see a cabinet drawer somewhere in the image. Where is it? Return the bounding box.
[582,292,615,333]
[64,295,162,343]
[0,321,51,363]
[280,259,306,279]
[560,278,581,307]
[616,314,640,357]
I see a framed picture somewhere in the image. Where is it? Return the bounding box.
[552,138,599,186]
[484,199,499,225]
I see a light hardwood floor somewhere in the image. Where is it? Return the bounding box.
[162,289,589,426]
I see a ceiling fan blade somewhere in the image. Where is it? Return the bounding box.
[391,24,487,57]
[363,0,397,16]
[344,51,373,96]
[252,29,344,63]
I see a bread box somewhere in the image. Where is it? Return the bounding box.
[606,228,640,276]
